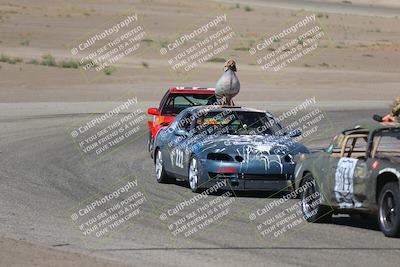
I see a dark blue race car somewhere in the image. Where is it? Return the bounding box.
[153,106,309,192]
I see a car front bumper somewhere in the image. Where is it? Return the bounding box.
[198,159,295,191]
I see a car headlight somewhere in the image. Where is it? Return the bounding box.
[284,154,294,163]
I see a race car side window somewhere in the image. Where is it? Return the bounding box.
[372,130,400,159]
[340,134,368,159]
[159,91,170,110]
[181,114,192,131]
[174,112,192,131]
[169,111,187,131]
[162,95,175,115]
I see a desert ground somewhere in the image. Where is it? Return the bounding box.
[0,0,399,266]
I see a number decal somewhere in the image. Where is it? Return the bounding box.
[171,148,184,169]
[176,150,184,168]
[334,157,358,208]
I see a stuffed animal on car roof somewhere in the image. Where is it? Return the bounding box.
[215,59,240,106]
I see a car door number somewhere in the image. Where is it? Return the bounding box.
[171,149,184,169]
[334,157,358,208]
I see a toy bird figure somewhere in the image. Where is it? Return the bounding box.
[215,59,240,106]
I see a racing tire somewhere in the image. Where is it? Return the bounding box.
[300,173,332,223]
[155,149,172,183]
[188,156,201,193]
[378,182,400,237]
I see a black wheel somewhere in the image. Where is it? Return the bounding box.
[155,149,173,183]
[148,131,154,158]
[378,182,400,237]
[188,156,201,193]
[300,173,332,223]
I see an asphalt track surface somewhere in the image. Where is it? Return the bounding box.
[1,102,400,267]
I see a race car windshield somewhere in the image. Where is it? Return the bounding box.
[195,111,280,135]
[162,94,217,115]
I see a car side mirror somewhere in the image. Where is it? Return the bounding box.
[373,114,383,122]
[148,107,160,116]
[174,129,188,137]
[288,129,302,138]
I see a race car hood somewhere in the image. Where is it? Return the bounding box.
[194,134,308,157]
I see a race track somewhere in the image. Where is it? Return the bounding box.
[1,102,399,267]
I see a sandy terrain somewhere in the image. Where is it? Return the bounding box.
[0,0,399,104]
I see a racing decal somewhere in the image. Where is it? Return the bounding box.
[379,168,400,178]
[235,142,287,173]
[334,157,358,208]
[170,148,184,168]
[189,134,302,174]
